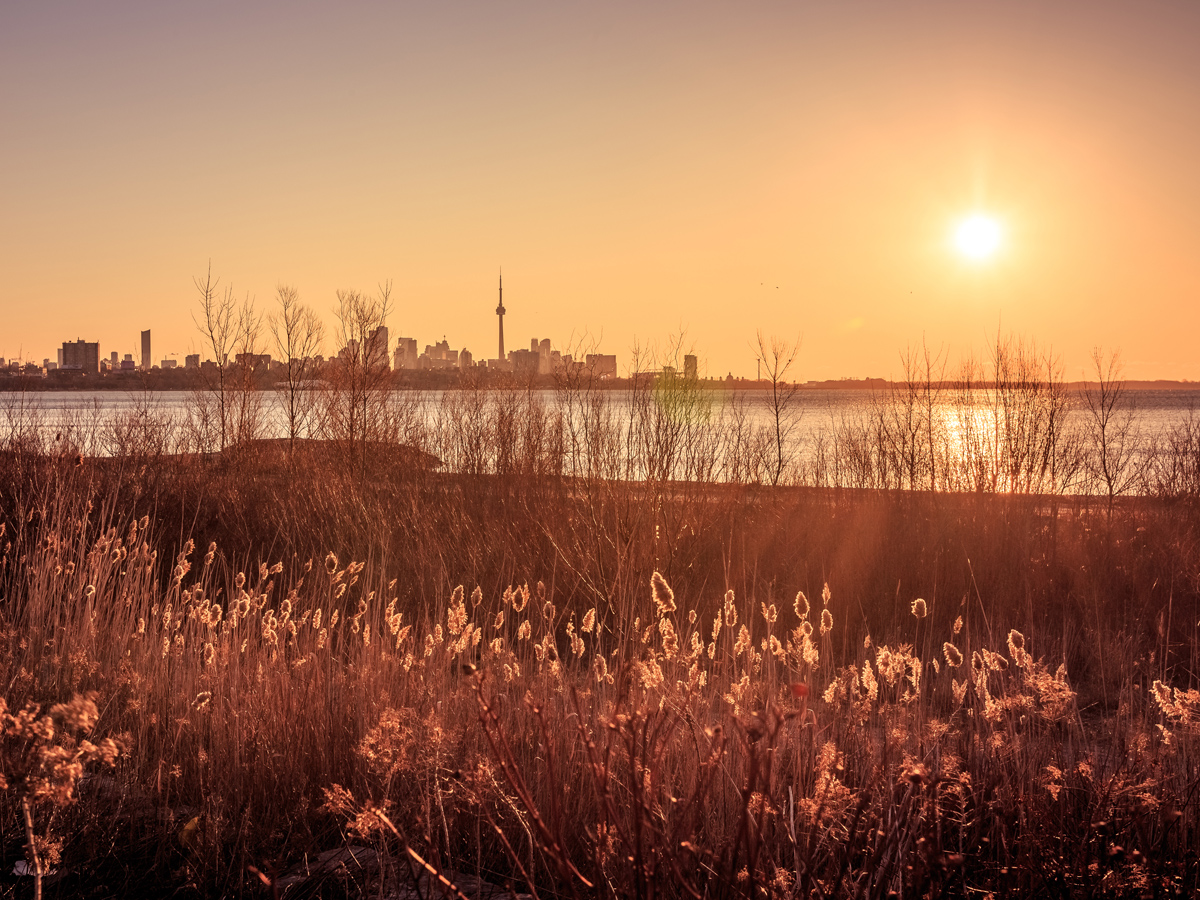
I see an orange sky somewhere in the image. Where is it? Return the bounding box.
[2,2,1199,380]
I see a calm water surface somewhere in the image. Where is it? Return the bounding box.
[4,387,1198,468]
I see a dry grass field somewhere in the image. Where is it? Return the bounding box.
[1,365,1199,898]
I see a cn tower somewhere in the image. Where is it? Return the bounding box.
[496,269,506,360]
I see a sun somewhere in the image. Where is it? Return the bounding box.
[953,214,1003,261]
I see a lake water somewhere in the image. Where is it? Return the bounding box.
[4,387,1198,490]
[8,387,1198,425]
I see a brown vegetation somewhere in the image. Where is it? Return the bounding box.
[0,336,1198,897]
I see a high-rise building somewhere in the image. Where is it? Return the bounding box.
[393,337,418,370]
[235,353,271,372]
[586,354,618,379]
[420,338,458,369]
[684,354,698,380]
[509,347,538,375]
[60,339,100,374]
[366,325,390,370]
[140,330,151,370]
[110,351,118,370]
[185,354,200,369]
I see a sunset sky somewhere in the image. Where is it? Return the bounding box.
[3,1,1199,380]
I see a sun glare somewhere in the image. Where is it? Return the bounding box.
[953,214,1003,261]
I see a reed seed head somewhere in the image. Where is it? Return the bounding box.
[943,643,963,668]
[734,625,751,656]
[1007,629,1028,667]
[652,571,676,616]
[660,617,679,658]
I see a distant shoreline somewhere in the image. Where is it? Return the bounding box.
[1,373,1197,393]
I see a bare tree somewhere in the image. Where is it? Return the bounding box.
[229,295,264,448]
[1146,410,1200,499]
[754,332,803,486]
[882,340,947,491]
[269,284,324,451]
[190,263,263,453]
[1083,347,1140,517]
[321,283,394,470]
[192,264,235,452]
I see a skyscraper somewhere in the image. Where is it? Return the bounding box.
[141,330,151,370]
[393,337,418,370]
[496,270,506,360]
[366,325,390,369]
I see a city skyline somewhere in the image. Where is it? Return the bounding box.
[2,296,629,383]
[1,276,628,377]
[6,265,1200,383]
[3,3,1199,380]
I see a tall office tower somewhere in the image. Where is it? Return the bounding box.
[496,270,506,360]
[393,337,418,370]
[141,330,151,370]
[366,325,390,369]
[684,354,698,380]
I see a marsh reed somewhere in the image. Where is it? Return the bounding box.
[1,335,1199,896]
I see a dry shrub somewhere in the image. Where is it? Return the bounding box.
[2,362,1200,895]
[1,507,1196,898]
